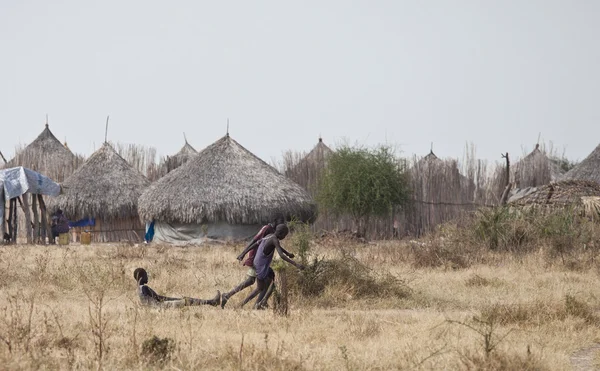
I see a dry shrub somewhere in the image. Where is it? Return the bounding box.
[288,251,410,302]
[479,294,600,328]
[141,336,175,365]
[411,240,473,269]
[458,349,548,371]
[344,315,381,339]
[472,207,536,252]
[465,275,503,288]
[480,302,562,326]
[218,337,304,371]
[565,294,599,325]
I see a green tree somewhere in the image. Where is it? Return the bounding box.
[318,145,410,237]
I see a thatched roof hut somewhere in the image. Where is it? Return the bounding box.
[285,137,333,195]
[6,124,80,182]
[513,144,564,188]
[162,141,197,175]
[562,143,600,183]
[48,142,151,242]
[139,134,316,242]
[509,180,600,208]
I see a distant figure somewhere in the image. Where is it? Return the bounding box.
[393,218,399,238]
[51,209,70,244]
[133,268,220,308]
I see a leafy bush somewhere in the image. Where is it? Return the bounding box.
[318,145,410,236]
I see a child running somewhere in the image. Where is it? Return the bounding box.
[220,220,294,308]
[249,224,304,309]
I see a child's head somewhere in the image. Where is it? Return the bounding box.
[133,268,148,285]
[275,224,289,240]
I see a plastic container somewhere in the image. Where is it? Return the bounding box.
[58,233,69,245]
[81,231,91,245]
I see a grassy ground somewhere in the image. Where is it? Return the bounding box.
[0,238,599,370]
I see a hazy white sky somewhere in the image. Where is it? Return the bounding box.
[1,1,599,165]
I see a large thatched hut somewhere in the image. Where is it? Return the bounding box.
[562,143,600,183]
[48,143,151,242]
[6,124,80,182]
[138,134,316,243]
[161,140,197,175]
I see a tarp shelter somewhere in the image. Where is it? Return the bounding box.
[0,167,61,243]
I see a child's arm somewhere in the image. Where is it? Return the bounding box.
[275,240,304,270]
[237,240,258,261]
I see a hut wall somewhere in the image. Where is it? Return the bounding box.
[153,221,261,244]
[71,217,145,243]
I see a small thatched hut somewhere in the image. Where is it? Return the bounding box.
[285,137,333,195]
[6,124,80,182]
[138,134,316,243]
[508,180,600,217]
[162,140,197,175]
[48,143,151,242]
[513,144,564,188]
[562,143,600,183]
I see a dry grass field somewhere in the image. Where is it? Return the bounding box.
[0,231,599,370]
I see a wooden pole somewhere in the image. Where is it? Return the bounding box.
[38,195,48,244]
[32,194,40,244]
[11,198,18,244]
[500,152,511,205]
[272,266,289,317]
[7,198,14,243]
[1,201,5,238]
[21,193,32,244]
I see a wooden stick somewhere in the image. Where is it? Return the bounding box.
[21,193,32,244]
[7,198,14,243]
[32,194,40,244]
[12,198,18,244]
[38,195,48,244]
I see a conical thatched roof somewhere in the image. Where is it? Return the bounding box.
[513,145,564,188]
[139,134,316,224]
[509,180,600,207]
[562,143,600,183]
[6,124,79,182]
[162,141,197,174]
[48,143,151,220]
[284,138,333,195]
[301,138,333,166]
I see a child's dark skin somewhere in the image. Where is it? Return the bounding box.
[248,225,304,309]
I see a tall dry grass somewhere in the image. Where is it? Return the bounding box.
[1,220,599,370]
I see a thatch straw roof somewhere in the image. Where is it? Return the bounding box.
[562,143,600,183]
[162,141,197,174]
[508,180,600,207]
[48,142,150,220]
[6,124,79,182]
[139,134,316,224]
[301,138,333,166]
[513,144,564,188]
[284,138,333,195]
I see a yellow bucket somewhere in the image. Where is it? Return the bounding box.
[58,233,69,245]
[81,232,91,245]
